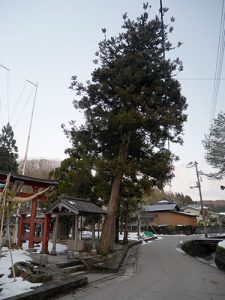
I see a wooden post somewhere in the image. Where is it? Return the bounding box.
[74,214,78,252]
[17,214,25,248]
[91,216,97,255]
[42,214,51,253]
[51,215,59,255]
[28,187,38,249]
[72,215,75,240]
[80,216,83,240]
[123,201,129,245]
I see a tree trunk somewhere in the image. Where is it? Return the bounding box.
[123,201,129,245]
[115,205,120,243]
[98,174,122,254]
[98,132,130,255]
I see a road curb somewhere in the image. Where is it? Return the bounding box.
[3,275,88,300]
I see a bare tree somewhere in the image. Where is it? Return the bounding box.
[18,158,60,179]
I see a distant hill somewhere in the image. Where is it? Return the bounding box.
[194,200,225,212]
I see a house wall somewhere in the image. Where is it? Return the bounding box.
[183,208,221,225]
[182,207,203,223]
[152,212,197,226]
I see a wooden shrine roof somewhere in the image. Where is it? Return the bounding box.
[46,195,106,215]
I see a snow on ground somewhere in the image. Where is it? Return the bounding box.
[81,230,160,245]
[2,232,214,299]
[0,232,159,299]
[0,241,68,299]
[22,240,67,254]
[0,248,42,299]
[176,247,185,254]
[218,240,225,249]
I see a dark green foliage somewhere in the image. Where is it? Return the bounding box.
[172,192,193,206]
[203,112,225,179]
[50,154,106,207]
[143,190,193,206]
[63,3,188,253]
[155,225,195,235]
[0,123,18,172]
[51,156,94,199]
[182,240,217,257]
[215,245,225,271]
[65,3,187,193]
[50,155,104,224]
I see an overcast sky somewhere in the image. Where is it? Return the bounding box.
[0,0,224,201]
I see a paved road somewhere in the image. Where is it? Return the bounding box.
[57,236,225,300]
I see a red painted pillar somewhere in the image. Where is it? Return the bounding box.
[17,214,25,248]
[28,186,38,249]
[42,213,51,253]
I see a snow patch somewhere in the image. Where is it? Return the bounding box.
[0,249,42,299]
[176,247,185,254]
[218,240,225,249]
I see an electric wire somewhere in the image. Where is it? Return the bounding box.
[6,70,9,123]
[169,163,225,200]
[0,72,3,127]
[9,81,27,123]
[205,180,225,199]
[0,97,3,128]
[0,64,10,126]
[13,87,35,129]
[0,71,1,127]
[209,0,225,125]
[177,78,225,80]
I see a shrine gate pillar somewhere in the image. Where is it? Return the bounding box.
[28,186,38,249]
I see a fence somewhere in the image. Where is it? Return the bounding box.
[128,224,225,235]
[195,225,225,234]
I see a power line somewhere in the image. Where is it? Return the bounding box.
[177,78,225,81]
[6,69,9,123]
[0,98,2,128]
[0,64,10,125]
[209,0,225,125]
[12,86,35,129]
[9,81,27,123]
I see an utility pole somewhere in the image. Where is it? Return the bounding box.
[187,161,208,237]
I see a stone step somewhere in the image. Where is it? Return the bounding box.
[70,271,86,277]
[63,264,85,274]
[56,260,82,269]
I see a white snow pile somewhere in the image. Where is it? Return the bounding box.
[0,241,67,299]
[118,232,160,245]
[218,240,225,249]
[22,240,67,254]
[0,248,42,299]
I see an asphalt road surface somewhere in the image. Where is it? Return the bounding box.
[57,236,225,300]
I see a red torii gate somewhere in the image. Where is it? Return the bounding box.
[0,171,58,253]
